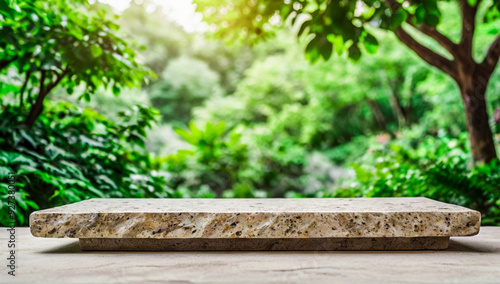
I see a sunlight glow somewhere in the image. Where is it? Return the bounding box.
[97,0,206,33]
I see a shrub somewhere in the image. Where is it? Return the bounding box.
[339,131,500,225]
[156,122,254,197]
[0,101,174,226]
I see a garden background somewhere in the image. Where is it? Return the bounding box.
[1,0,499,226]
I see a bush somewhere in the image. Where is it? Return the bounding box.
[315,130,500,225]
[155,122,255,197]
[161,121,339,198]
[0,101,175,226]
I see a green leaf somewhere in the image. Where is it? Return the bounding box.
[0,166,12,179]
[49,190,60,201]
[17,165,39,175]
[10,153,36,165]
[0,154,8,165]
[69,26,84,40]
[188,121,203,138]
[305,36,320,63]
[348,44,361,61]
[17,148,47,162]
[298,20,311,36]
[96,175,117,190]
[19,129,37,147]
[86,185,106,198]
[25,200,40,210]
[415,6,426,23]
[363,33,378,54]
[16,195,28,210]
[84,92,91,102]
[467,0,477,7]
[389,9,407,30]
[90,45,103,57]
[318,37,333,60]
[213,122,226,137]
[424,14,440,27]
[328,34,344,56]
[175,127,198,145]
[112,85,121,96]
[42,163,66,175]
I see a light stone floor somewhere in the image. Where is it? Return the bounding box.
[1,227,499,284]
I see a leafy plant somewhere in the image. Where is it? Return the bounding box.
[155,122,254,197]
[0,0,153,126]
[0,101,173,226]
[344,132,500,225]
[150,57,224,125]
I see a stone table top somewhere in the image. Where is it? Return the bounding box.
[30,198,480,239]
[2,227,500,284]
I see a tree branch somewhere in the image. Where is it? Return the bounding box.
[0,57,18,71]
[25,70,47,127]
[24,68,69,127]
[479,35,500,77]
[415,24,458,57]
[45,68,69,94]
[393,26,458,80]
[39,70,47,96]
[19,70,31,109]
[386,0,458,58]
[459,0,478,58]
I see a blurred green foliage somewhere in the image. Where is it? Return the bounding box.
[0,101,174,225]
[150,57,224,125]
[158,123,500,225]
[158,122,257,198]
[348,132,500,226]
[330,130,500,225]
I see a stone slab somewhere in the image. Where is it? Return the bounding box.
[2,227,500,284]
[30,198,480,241]
[79,237,450,251]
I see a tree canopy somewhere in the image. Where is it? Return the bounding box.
[0,0,152,126]
[195,0,499,63]
[195,0,500,163]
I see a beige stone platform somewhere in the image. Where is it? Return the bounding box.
[2,227,500,284]
[29,198,480,251]
[78,236,450,251]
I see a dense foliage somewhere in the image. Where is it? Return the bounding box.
[0,101,172,225]
[195,0,500,163]
[0,0,151,126]
[321,130,500,225]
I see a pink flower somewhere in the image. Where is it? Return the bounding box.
[494,108,500,124]
[376,133,390,144]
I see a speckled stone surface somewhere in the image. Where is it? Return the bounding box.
[79,237,450,251]
[30,198,480,241]
[4,227,500,284]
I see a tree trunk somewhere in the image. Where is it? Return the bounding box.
[25,91,47,128]
[24,69,68,127]
[387,0,500,163]
[458,72,498,164]
[25,71,47,128]
[367,99,388,131]
[388,90,407,129]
